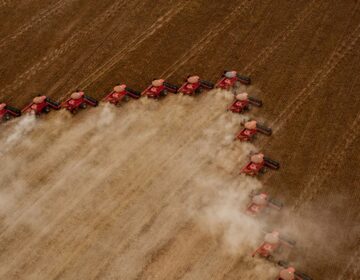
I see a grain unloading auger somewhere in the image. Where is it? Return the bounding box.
[178,75,214,95]
[22,95,61,115]
[0,103,21,121]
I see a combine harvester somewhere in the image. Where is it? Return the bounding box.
[277,261,312,280]
[252,231,295,261]
[178,75,214,95]
[62,90,98,114]
[103,84,140,105]
[0,103,21,121]
[22,95,61,115]
[228,92,262,113]
[216,70,251,90]
[240,153,280,176]
[141,79,178,99]
[236,120,272,142]
[246,192,283,216]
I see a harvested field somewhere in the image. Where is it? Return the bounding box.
[0,1,359,279]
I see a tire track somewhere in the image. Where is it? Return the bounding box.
[131,221,203,280]
[243,0,320,74]
[292,112,360,211]
[78,0,190,91]
[160,0,254,78]
[0,0,73,50]
[337,242,360,280]
[45,0,144,96]
[272,21,360,134]
[0,0,128,100]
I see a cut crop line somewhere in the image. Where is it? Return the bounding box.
[272,22,360,134]
[0,0,128,99]
[78,1,190,91]
[243,0,320,74]
[0,0,73,50]
[292,112,360,211]
[337,244,360,279]
[161,0,253,78]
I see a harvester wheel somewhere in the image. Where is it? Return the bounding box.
[43,106,51,114]
[162,90,168,96]
[124,95,130,102]
[3,113,11,121]
[260,167,267,174]
[79,103,87,109]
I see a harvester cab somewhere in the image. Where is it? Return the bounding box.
[178,75,214,95]
[216,70,251,90]
[22,95,61,115]
[141,79,178,99]
[228,92,262,113]
[0,103,21,121]
[236,120,272,142]
[240,153,280,176]
[62,90,98,113]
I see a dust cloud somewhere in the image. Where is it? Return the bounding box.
[0,89,278,279]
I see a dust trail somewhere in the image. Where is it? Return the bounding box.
[0,89,278,279]
[0,114,36,154]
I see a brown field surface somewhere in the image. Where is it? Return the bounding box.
[0,1,359,279]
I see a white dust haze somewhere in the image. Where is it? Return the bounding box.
[0,89,279,279]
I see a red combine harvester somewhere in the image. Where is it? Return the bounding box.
[62,91,98,113]
[240,153,280,176]
[216,70,251,90]
[103,84,141,105]
[236,120,272,142]
[277,261,313,280]
[22,95,61,115]
[252,231,295,261]
[141,79,178,99]
[228,93,262,113]
[177,75,214,95]
[0,103,21,121]
[246,192,283,216]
